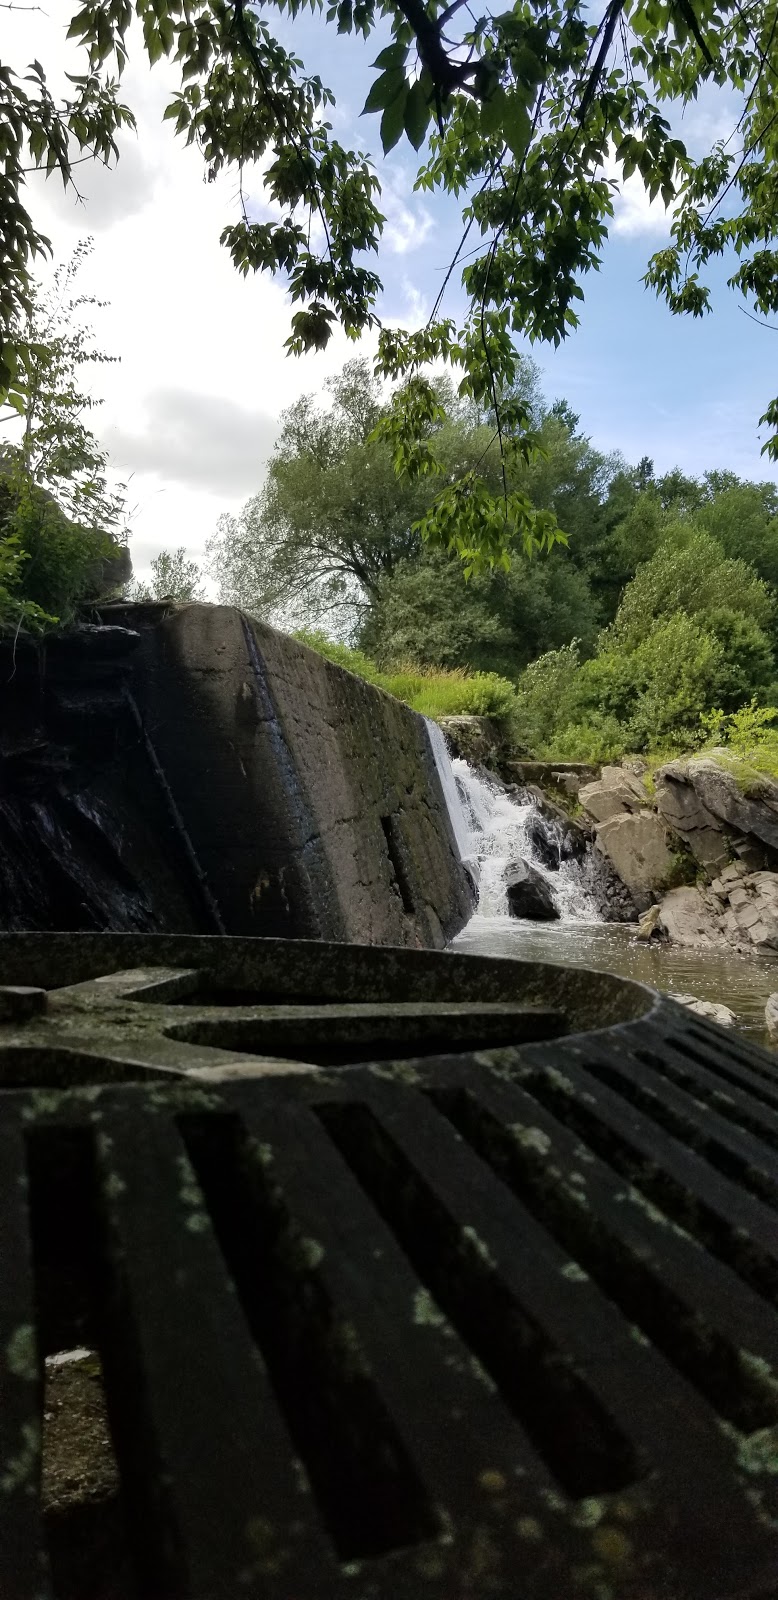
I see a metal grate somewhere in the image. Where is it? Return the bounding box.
[2,933,778,1599]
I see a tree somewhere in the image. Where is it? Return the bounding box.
[0,242,129,629]
[207,356,522,632]
[130,548,206,602]
[0,239,126,534]
[4,2,778,569]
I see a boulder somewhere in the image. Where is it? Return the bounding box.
[657,887,721,947]
[765,994,778,1041]
[653,762,729,874]
[594,812,674,909]
[579,765,649,824]
[505,860,559,921]
[674,994,736,1027]
[657,755,778,867]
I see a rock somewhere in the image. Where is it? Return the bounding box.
[657,754,778,868]
[636,904,662,941]
[594,811,674,909]
[579,765,649,823]
[505,761,600,796]
[765,994,778,1041]
[526,814,562,871]
[674,994,736,1027]
[657,887,721,947]
[653,762,729,874]
[505,860,559,921]
[436,716,501,768]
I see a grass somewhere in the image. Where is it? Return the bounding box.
[294,630,518,721]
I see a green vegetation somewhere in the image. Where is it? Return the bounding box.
[129,548,205,603]
[5,2,778,569]
[0,244,128,633]
[213,358,778,763]
[294,631,518,721]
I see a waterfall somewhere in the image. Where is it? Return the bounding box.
[425,718,600,924]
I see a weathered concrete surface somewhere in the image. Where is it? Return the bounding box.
[125,605,473,948]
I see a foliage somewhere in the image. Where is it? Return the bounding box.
[0,245,127,633]
[212,357,613,651]
[514,528,778,762]
[6,1,778,563]
[207,356,546,633]
[0,459,118,626]
[129,547,206,602]
[294,629,518,719]
[1,241,126,534]
[0,527,53,635]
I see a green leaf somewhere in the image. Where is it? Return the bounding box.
[503,95,531,158]
[480,85,507,137]
[403,80,429,151]
[372,42,408,69]
[362,68,405,114]
[381,87,408,153]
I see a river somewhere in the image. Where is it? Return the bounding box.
[427,732,778,1043]
[451,915,778,1042]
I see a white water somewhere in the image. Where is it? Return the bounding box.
[425,719,600,924]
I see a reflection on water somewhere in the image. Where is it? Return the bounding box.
[451,916,778,1040]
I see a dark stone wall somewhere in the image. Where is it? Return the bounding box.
[126,604,473,947]
[0,606,473,948]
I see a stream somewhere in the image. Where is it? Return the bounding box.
[427,729,778,1042]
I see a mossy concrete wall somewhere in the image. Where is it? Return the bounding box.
[125,604,473,948]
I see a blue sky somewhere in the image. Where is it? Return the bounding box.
[5,5,777,581]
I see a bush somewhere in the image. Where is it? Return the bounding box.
[294,631,518,720]
[0,463,123,629]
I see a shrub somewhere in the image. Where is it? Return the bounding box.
[293,631,517,720]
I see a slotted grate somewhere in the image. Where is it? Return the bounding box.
[2,932,778,1600]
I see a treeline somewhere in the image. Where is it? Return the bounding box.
[208,358,778,760]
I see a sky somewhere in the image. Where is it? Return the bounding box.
[6,5,778,586]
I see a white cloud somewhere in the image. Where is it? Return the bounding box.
[108,388,277,495]
[381,170,434,254]
[5,11,378,580]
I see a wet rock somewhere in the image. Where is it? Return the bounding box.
[436,716,501,768]
[505,861,559,921]
[674,994,736,1027]
[765,993,778,1041]
[636,904,662,942]
[526,814,562,871]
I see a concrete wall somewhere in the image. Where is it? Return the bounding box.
[125,605,473,948]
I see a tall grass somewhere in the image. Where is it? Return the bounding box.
[294,631,517,721]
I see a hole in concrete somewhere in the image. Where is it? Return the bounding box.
[433,1086,778,1434]
[179,1112,438,1561]
[317,1101,637,1499]
[26,1128,135,1600]
[380,815,415,913]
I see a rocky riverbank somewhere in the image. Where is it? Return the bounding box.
[438,715,778,954]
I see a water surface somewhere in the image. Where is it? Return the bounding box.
[452,915,778,1041]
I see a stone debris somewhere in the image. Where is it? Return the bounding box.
[673,994,736,1027]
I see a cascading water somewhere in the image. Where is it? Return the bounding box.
[425,717,601,925]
